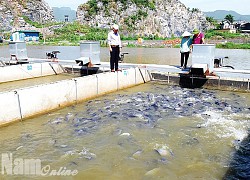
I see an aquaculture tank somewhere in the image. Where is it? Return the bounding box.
[9,41,28,61]
[76,41,101,65]
[179,44,216,88]
[191,44,215,74]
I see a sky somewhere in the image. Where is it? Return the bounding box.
[45,0,248,15]
[180,0,248,15]
[45,0,87,10]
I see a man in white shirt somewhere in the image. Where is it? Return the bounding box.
[107,24,122,72]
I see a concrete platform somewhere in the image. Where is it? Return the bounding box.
[151,72,249,92]
[63,61,250,91]
[2,58,248,92]
[98,62,250,91]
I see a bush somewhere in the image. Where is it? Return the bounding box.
[49,22,108,43]
[22,16,42,28]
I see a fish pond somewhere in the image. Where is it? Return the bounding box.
[0,82,249,179]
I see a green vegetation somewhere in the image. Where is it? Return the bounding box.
[115,0,156,9]
[22,16,43,28]
[148,1,156,10]
[190,8,200,13]
[124,10,148,31]
[205,29,243,39]
[131,0,155,8]
[22,16,62,28]
[204,30,250,49]
[206,17,218,27]
[17,0,27,8]
[43,22,108,45]
[9,20,243,49]
[224,14,234,23]
[85,0,155,16]
[216,42,250,49]
[120,33,163,41]
[86,0,99,16]
[43,21,166,45]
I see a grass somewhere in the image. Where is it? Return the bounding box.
[205,29,243,39]
[216,42,250,49]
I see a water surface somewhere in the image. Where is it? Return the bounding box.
[0,82,249,179]
[0,45,249,70]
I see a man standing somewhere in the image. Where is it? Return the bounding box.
[108,24,122,72]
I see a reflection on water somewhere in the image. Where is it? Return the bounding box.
[0,82,249,179]
[0,45,250,69]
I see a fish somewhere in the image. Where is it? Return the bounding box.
[132,150,143,158]
[120,132,131,136]
[154,144,174,157]
[145,167,161,176]
[16,146,23,151]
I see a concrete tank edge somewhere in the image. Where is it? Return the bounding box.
[0,67,151,128]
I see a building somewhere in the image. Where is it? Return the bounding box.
[65,15,69,22]
[241,23,250,33]
[10,30,40,42]
[220,20,236,33]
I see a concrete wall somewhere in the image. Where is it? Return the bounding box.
[0,62,64,83]
[0,67,151,126]
[151,72,250,92]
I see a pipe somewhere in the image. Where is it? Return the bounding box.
[117,71,119,91]
[74,79,78,104]
[168,72,170,84]
[248,79,249,91]
[49,63,58,75]
[218,76,221,89]
[59,64,67,73]
[138,68,146,83]
[135,68,137,84]
[14,91,23,120]
[41,63,43,76]
[96,75,99,95]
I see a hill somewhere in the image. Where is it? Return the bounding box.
[0,0,54,31]
[204,10,250,21]
[76,0,211,38]
[52,7,76,22]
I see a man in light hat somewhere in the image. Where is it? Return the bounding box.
[180,31,192,69]
[192,29,205,44]
[107,24,122,72]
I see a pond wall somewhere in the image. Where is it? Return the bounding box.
[0,67,151,126]
[0,62,64,83]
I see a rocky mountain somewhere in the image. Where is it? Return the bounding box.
[76,0,211,37]
[0,0,54,31]
[204,10,250,22]
[52,7,76,22]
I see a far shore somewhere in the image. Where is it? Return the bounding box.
[0,38,249,49]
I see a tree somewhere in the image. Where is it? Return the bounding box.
[206,16,217,26]
[224,14,234,23]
